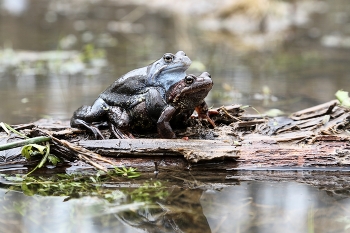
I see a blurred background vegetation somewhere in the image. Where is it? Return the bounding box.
[1,0,350,124]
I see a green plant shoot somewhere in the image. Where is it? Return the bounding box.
[335,90,350,108]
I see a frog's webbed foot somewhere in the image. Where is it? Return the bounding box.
[195,102,217,128]
[109,124,135,139]
[198,113,216,128]
[71,98,110,139]
[72,119,105,139]
[108,106,135,139]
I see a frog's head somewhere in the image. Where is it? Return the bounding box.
[167,72,213,107]
[148,51,191,83]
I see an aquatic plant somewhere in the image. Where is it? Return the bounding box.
[112,166,141,178]
[335,90,350,108]
[1,172,158,203]
[129,181,168,203]
[0,122,56,175]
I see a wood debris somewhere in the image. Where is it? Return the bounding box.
[0,100,349,171]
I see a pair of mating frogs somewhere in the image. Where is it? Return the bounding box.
[71,51,215,139]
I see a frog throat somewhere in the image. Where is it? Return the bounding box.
[148,65,167,83]
[148,63,187,84]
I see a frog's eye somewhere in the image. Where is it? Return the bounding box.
[185,75,194,84]
[163,54,174,63]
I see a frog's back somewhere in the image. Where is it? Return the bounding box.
[114,67,148,85]
[99,66,148,107]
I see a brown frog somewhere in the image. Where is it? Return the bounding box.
[129,72,215,138]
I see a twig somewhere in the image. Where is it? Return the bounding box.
[78,154,108,172]
[0,122,28,138]
[51,137,116,165]
[35,129,116,170]
[0,136,51,151]
[220,106,241,122]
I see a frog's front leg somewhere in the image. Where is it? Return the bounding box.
[71,98,109,139]
[157,105,177,138]
[143,87,176,138]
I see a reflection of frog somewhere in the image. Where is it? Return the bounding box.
[115,188,211,233]
[130,72,215,138]
[71,51,191,138]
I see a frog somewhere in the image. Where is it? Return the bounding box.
[71,72,214,139]
[129,72,215,138]
[71,51,191,138]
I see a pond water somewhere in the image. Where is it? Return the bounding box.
[1,0,350,232]
[1,0,350,124]
[2,171,350,233]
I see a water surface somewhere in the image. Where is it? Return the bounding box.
[1,173,350,233]
[1,1,350,232]
[1,0,350,123]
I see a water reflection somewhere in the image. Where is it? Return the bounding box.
[201,181,350,233]
[0,185,210,233]
[2,180,350,233]
[204,181,350,232]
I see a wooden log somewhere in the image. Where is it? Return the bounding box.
[1,100,349,171]
[74,100,350,168]
[76,134,350,168]
[78,139,239,163]
[235,135,350,168]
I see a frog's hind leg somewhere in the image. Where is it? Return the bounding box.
[107,106,134,139]
[72,118,105,139]
[70,98,109,139]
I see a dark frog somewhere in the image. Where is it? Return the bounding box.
[71,51,191,138]
[129,72,215,138]
[72,71,214,139]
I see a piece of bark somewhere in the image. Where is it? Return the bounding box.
[235,134,350,168]
[290,100,339,120]
[78,139,239,163]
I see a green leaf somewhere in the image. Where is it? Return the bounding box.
[335,90,350,108]
[4,122,28,138]
[21,183,34,196]
[21,144,47,159]
[48,154,60,166]
[5,176,24,182]
[21,146,31,159]
[25,142,51,176]
[90,177,97,183]
[113,166,141,178]
[127,174,141,178]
